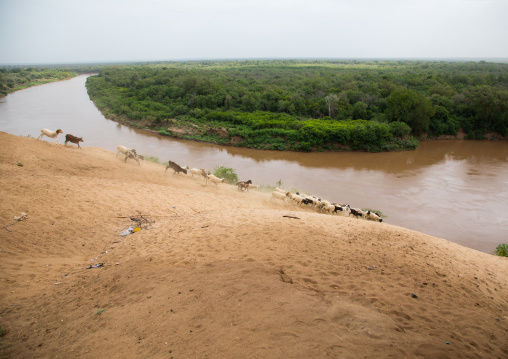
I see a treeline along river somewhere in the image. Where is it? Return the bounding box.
[1,75,507,253]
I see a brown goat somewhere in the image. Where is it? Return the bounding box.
[64,134,84,149]
[165,161,187,175]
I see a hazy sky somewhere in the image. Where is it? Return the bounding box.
[0,0,507,64]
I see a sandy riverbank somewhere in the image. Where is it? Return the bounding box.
[0,131,507,358]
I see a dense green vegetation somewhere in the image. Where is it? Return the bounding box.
[213,165,238,185]
[81,60,507,151]
[495,243,508,257]
[0,67,80,96]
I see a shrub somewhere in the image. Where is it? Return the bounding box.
[299,142,312,152]
[396,136,419,150]
[495,243,508,257]
[158,129,173,136]
[389,121,411,138]
[213,165,238,184]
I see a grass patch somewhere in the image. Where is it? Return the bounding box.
[258,179,285,193]
[143,155,161,164]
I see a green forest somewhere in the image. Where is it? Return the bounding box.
[0,62,110,96]
[83,60,506,151]
[0,67,78,96]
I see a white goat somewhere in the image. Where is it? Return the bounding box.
[116,145,133,158]
[317,199,331,212]
[207,174,226,186]
[38,129,63,144]
[188,168,207,179]
[321,203,336,215]
[289,193,303,205]
[271,190,290,205]
[365,211,383,222]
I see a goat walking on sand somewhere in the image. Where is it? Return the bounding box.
[236,180,252,191]
[124,150,142,165]
[38,129,63,144]
[186,167,208,179]
[165,161,187,175]
[64,134,84,149]
[271,190,291,205]
[207,173,226,186]
[116,145,134,158]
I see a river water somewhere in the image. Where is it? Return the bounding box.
[1,75,507,253]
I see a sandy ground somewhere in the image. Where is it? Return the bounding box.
[0,131,507,359]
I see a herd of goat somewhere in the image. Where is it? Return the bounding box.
[37,128,383,223]
[267,187,383,222]
[128,143,383,222]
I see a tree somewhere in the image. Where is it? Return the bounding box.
[224,94,233,110]
[465,86,508,131]
[352,101,368,120]
[386,89,435,135]
[325,94,340,117]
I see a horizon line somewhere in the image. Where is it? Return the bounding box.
[2,56,508,67]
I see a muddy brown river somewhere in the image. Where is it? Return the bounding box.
[1,75,507,253]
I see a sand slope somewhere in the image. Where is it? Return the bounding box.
[0,131,507,358]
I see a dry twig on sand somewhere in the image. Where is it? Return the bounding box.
[4,212,28,232]
[128,211,155,229]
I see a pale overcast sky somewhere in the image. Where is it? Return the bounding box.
[0,0,507,64]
